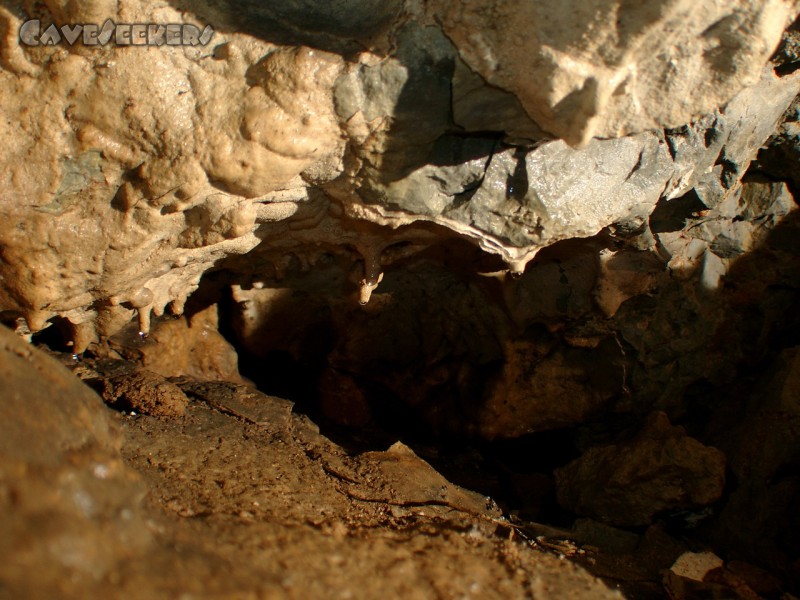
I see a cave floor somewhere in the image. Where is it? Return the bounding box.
[104,375,669,599]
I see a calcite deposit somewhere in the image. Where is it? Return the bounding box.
[437,0,795,144]
[0,0,798,354]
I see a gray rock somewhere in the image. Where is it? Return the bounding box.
[434,0,793,144]
[355,135,497,215]
[336,22,456,181]
[665,71,800,208]
[445,133,674,249]
[452,59,549,142]
[353,71,799,268]
[357,130,675,261]
[753,94,800,192]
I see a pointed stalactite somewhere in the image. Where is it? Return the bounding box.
[356,241,384,305]
[68,319,98,355]
[24,309,52,333]
[359,272,384,306]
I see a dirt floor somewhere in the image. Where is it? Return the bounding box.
[3,307,797,599]
[98,367,626,599]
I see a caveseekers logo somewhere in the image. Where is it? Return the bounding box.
[19,19,214,47]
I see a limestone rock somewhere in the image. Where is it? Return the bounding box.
[555,412,726,527]
[351,70,800,269]
[434,0,795,145]
[452,58,548,141]
[661,70,799,209]
[0,0,797,346]
[753,93,800,191]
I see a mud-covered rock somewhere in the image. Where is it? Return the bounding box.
[85,362,189,417]
[108,304,244,384]
[0,325,151,597]
[555,412,726,527]
[0,325,626,599]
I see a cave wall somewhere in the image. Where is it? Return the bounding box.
[2,1,800,594]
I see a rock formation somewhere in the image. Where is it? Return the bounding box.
[2,0,800,597]
[0,0,797,352]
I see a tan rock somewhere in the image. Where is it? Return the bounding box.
[133,304,244,384]
[479,337,624,437]
[0,0,796,354]
[96,366,189,417]
[0,325,150,592]
[435,0,795,145]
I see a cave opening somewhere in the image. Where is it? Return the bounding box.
[180,191,800,596]
[13,183,800,596]
[7,190,798,599]
[166,235,606,529]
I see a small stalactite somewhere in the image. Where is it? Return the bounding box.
[505,250,538,280]
[67,319,98,355]
[169,296,187,317]
[137,306,152,337]
[355,241,385,306]
[24,309,52,333]
[358,272,384,306]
